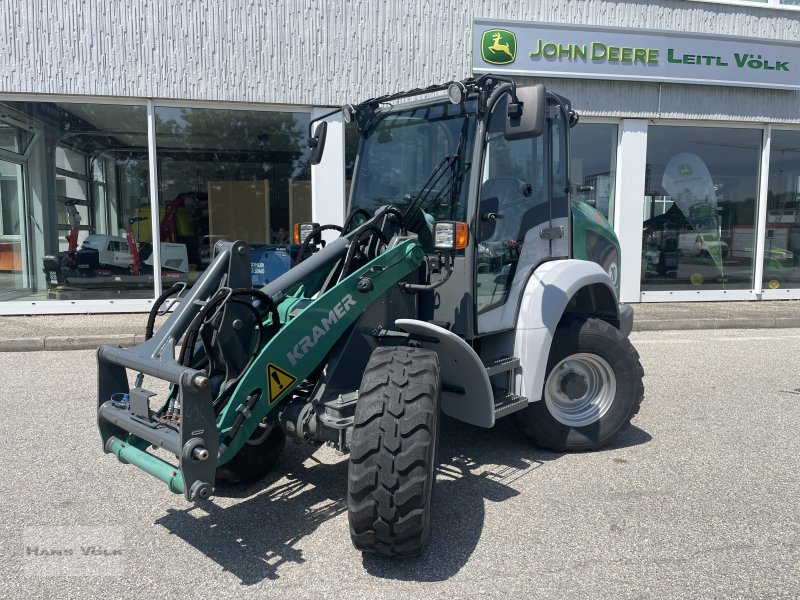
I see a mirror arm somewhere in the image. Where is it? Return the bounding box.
[307,108,341,140]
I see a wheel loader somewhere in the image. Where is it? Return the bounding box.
[96,74,644,558]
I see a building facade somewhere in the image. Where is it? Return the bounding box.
[1,0,799,313]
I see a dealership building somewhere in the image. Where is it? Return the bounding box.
[1,0,799,314]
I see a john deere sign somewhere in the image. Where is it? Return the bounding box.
[481,29,517,65]
[473,19,800,90]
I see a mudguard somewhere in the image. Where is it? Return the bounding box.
[480,259,619,406]
[395,319,495,427]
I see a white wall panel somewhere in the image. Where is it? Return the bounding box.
[615,120,648,303]
[1,1,798,121]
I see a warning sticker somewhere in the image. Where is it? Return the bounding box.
[267,363,297,404]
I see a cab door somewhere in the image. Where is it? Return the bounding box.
[476,95,569,334]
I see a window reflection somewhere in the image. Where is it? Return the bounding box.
[0,101,150,300]
[0,102,312,301]
[642,126,761,292]
[763,130,800,290]
[154,107,310,287]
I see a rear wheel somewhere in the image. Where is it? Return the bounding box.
[514,317,644,451]
[347,346,441,558]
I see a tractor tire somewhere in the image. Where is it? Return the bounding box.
[347,346,441,558]
[215,423,285,484]
[514,317,644,452]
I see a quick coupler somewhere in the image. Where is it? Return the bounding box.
[97,345,219,502]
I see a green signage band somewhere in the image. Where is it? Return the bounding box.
[473,19,800,91]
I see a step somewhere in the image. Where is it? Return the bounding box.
[483,355,521,377]
[493,390,528,419]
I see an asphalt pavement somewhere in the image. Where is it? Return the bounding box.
[1,328,798,598]
[1,300,800,351]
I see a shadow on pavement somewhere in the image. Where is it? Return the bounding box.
[155,444,347,585]
[359,418,651,581]
[155,416,651,585]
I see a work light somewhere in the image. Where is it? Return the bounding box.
[342,104,356,124]
[293,222,319,244]
[447,82,466,104]
[433,221,469,250]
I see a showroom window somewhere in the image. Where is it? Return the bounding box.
[569,122,618,224]
[763,129,800,290]
[153,106,311,287]
[0,100,314,305]
[641,125,762,293]
[0,101,150,301]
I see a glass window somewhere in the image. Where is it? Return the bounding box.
[0,118,34,154]
[0,160,25,296]
[763,129,800,290]
[153,106,310,286]
[0,101,150,301]
[570,123,618,223]
[349,100,476,224]
[642,126,761,292]
[344,119,359,202]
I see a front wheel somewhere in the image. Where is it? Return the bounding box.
[514,318,644,451]
[215,423,285,484]
[347,346,441,558]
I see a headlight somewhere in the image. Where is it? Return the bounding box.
[433,221,469,250]
[294,222,319,244]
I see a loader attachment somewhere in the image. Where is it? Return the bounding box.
[97,230,425,501]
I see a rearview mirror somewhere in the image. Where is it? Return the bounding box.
[505,84,545,141]
[309,121,328,165]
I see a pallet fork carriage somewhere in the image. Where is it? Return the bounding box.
[97,74,644,557]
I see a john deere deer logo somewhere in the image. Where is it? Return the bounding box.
[481,29,517,65]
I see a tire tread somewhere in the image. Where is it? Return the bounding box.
[347,346,440,558]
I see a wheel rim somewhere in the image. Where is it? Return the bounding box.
[543,352,616,427]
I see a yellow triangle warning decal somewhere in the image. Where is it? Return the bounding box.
[267,363,297,404]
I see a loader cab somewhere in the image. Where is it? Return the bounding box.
[345,77,576,338]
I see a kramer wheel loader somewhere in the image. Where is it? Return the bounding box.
[97,75,644,558]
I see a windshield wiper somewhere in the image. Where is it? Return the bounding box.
[402,154,459,221]
[447,116,471,218]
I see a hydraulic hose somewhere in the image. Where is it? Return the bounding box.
[178,287,232,367]
[217,390,262,459]
[295,224,344,265]
[342,208,372,233]
[207,289,282,415]
[210,298,266,415]
[340,225,389,280]
[179,288,280,368]
[145,283,185,341]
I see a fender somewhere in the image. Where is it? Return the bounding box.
[395,319,495,427]
[480,259,619,407]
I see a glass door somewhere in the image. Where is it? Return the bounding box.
[476,96,548,334]
[0,159,28,297]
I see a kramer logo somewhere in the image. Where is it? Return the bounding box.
[481,29,517,65]
[286,294,357,367]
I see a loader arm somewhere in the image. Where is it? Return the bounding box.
[97,219,425,501]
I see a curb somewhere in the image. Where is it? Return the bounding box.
[0,334,147,352]
[2,318,800,351]
[632,317,800,332]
